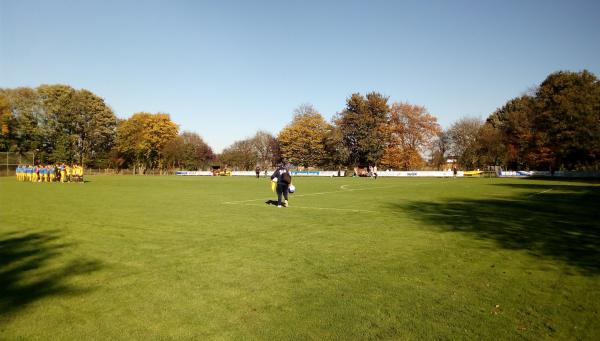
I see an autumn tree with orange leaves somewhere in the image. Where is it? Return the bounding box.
[380,102,441,170]
[115,112,179,174]
[277,104,331,168]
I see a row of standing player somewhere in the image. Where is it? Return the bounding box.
[15,164,84,183]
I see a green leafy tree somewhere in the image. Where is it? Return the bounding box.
[475,122,506,167]
[37,84,77,162]
[323,123,349,170]
[337,92,390,166]
[70,90,117,166]
[0,93,12,151]
[0,87,44,155]
[487,96,536,169]
[534,70,600,169]
[36,85,117,166]
[483,70,600,170]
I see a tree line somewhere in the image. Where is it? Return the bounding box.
[1,70,598,172]
[0,85,213,173]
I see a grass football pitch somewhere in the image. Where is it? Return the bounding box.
[1,175,599,340]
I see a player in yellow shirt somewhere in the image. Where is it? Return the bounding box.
[32,165,38,182]
[79,165,84,183]
[66,165,72,182]
[59,163,66,183]
[39,165,46,182]
[49,165,56,182]
[72,164,80,182]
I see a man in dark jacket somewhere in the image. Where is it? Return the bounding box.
[271,163,291,207]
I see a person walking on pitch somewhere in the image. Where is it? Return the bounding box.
[271,163,292,208]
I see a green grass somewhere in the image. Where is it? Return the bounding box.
[1,175,599,340]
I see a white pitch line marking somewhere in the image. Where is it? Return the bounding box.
[423,213,465,217]
[226,200,470,217]
[528,188,553,197]
[222,181,444,214]
[223,197,273,204]
[225,202,378,213]
[224,184,407,205]
[489,197,528,202]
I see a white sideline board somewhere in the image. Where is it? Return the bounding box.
[175,170,347,176]
[230,170,346,177]
[500,170,600,177]
[175,171,213,176]
[175,170,465,177]
[378,171,462,177]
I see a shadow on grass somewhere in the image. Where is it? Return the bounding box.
[0,230,102,318]
[529,176,600,184]
[265,200,279,206]
[392,182,600,274]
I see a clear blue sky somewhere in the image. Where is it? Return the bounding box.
[1,0,599,152]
